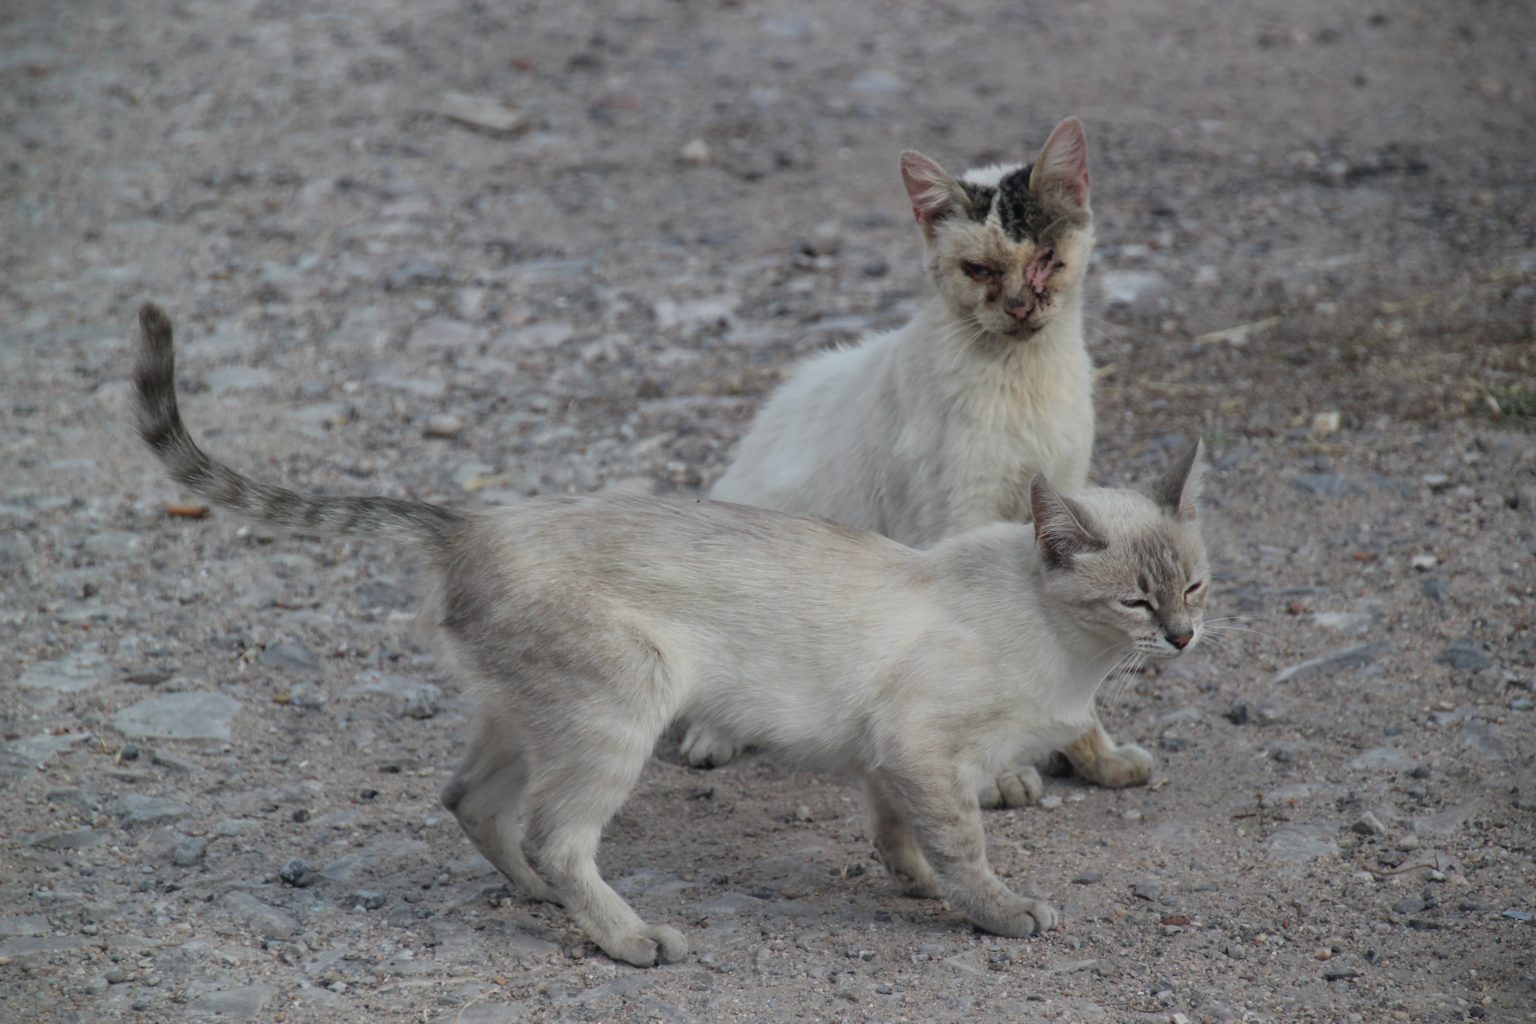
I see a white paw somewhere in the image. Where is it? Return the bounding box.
[679,723,741,769]
[1084,743,1154,788]
[977,766,1044,809]
[601,924,689,967]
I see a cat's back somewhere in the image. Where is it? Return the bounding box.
[709,328,903,515]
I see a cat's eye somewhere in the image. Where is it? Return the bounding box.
[961,260,1000,281]
[1185,581,1204,595]
[1119,598,1151,610]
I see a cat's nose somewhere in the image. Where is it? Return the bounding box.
[1166,630,1193,650]
[1005,297,1036,321]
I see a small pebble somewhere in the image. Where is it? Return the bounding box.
[423,414,463,440]
[679,138,711,165]
[1038,794,1063,810]
[1410,554,1437,571]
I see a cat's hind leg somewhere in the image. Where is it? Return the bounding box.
[677,722,742,768]
[521,711,688,967]
[866,784,940,898]
[1060,714,1154,788]
[977,764,1044,810]
[873,763,1057,938]
[441,717,558,903]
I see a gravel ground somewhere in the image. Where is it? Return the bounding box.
[3,1,1534,1022]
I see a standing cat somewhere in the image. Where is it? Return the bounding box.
[696,119,1149,804]
[133,304,1209,968]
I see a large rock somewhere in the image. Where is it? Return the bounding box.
[113,692,240,741]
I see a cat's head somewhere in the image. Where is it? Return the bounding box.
[1030,441,1209,658]
[901,117,1095,340]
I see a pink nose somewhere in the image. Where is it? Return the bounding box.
[1006,297,1036,322]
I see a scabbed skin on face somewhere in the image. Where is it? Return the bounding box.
[901,117,1095,340]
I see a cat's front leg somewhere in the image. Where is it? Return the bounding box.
[873,769,1057,937]
[1061,716,1154,788]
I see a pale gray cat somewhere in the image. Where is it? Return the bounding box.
[132,304,1209,967]
[696,119,1150,805]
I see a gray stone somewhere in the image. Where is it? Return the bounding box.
[1412,799,1485,836]
[1346,747,1418,773]
[1264,824,1340,865]
[113,692,240,741]
[385,260,449,290]
[848,69,905,95]
[1291,473,1360,498]
[423,414,464,439]
[114,794,192,829]
[260,642,321,673]
[1131,880,1163,901]
[1459,720,1509,758]
[185,983,279,1019]
[1099,269,1169,307]
[0,731,91,772]
[24,828,105,850]
[1437,642,1493,672]
[1349,812,1388,836]
[1274,641,1387,684]
[220,892,301,939]
[0,529,36,568]
[0,916,50,937]
[173,838,208,867]
[206,366,274,395]
[280,858,318,888]
[19,650,108,707]
[346,673,441,719]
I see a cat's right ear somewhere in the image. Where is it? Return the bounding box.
[1030,476,1105,569]
[1028,116,1091,209]
[900,151,966,238]
[1153,439,1204,521]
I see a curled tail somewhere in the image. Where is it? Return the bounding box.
[133,303,465,551]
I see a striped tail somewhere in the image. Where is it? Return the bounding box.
[133,303,464,551]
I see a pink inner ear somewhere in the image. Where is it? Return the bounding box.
[901,152,955,226]
[1035,118,1090,206]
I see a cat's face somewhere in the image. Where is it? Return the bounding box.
[902,117,1094,340]
[1032,443,1209,658]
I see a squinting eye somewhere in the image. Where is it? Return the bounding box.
[961,261,999,281]
[1185,581,1204,596]
[1120,598,1151,609]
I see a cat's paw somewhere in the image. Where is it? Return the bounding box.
[679,724,741,769]
[977,766,1044,810]
[979,898,1059,938]
[600,924,689,967]
[880,861,942,899]
[1079,742,1154,788]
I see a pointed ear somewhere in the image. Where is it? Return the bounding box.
[900,150,966,237]
[1153,439,1204,520]
[1030,476,1106,569]
[1027,116,1090,209]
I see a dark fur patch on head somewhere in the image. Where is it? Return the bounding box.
[958,181,996,223]
[995,165,1055,242]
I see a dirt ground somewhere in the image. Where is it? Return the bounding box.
[3,1,1534,1021]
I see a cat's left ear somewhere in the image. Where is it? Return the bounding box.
[900,151,967,238]
[1153,439,1204,520]
[1030,475,1106,569]
[1028,116,1091,209]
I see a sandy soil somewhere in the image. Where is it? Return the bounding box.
[2,1,1533,1021]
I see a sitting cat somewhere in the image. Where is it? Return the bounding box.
[132,304,1209,967]
[696,118,1150,805]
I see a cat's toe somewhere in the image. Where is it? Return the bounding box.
[1089,743,1154,788]
[679,725,740,769]
[979,767,1043,809]
[603,925,688,967]
[1023,898,1059,933]
[641,924,689,963]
